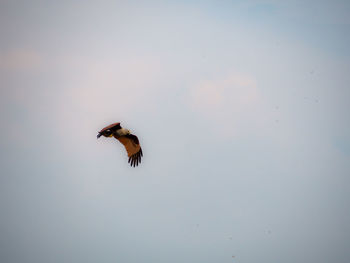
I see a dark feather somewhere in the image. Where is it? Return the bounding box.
[125,134,139,144]
[99,122,121,133]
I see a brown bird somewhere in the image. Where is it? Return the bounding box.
[97,122,143,167]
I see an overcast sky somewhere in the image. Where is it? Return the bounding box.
[1,1,349,263]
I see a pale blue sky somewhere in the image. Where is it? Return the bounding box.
[1,1,349,263]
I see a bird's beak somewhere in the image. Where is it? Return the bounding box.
[97,133,102,139]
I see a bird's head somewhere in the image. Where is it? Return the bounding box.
[97,129,113,139]
[97,122,122,139]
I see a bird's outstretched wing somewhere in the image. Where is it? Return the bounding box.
[114,134,143,167]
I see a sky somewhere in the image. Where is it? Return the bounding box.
[0,0,349,262]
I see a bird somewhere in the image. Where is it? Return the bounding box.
[97,122,143,167]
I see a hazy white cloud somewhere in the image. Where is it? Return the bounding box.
[52,54,164,146]
[189,71,270,138]
[65,56,162,112]
[1,2,349,263]
[0,49,42,70]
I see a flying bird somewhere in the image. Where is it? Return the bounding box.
[97,122,143,167]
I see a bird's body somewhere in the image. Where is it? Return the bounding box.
[97,122,143,167]
[115,128,130,137]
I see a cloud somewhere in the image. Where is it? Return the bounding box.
[51,54,164,147]
[189,71,270,138]
[0,49,42,70]
[64,56,162,113]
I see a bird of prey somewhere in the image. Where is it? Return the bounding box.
[97,122,143,167]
